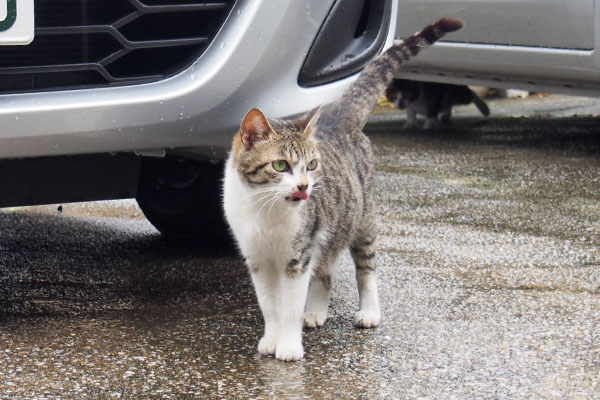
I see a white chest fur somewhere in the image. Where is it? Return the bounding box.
[223,158,303,268]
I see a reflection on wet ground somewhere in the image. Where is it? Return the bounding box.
[1,102,599,397]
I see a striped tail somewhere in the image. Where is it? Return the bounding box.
[328,17,464,130]
[471,90,491,116]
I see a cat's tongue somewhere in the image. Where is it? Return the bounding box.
[291,190,308,201]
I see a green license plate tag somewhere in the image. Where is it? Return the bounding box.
[0,0,34,45]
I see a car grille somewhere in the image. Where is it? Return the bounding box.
[0,0,235,94]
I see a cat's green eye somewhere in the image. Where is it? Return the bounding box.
[272,160,289,172]
[307,159,318,171]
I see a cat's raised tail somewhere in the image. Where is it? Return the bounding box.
[471,90,491,116]
[328,17,464,130]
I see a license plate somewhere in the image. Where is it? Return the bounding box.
[0,0,34,45]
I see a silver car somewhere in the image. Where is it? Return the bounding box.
[394,0,600,96]
[0,0,396,244]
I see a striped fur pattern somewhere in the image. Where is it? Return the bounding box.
[223,18,464,361]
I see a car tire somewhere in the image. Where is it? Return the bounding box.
[136,156,234,250]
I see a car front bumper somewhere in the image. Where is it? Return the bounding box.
[0,0,397,160]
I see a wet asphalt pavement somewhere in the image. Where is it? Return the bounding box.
[1,95,599,398]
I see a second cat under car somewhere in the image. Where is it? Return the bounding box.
[385,79,490,129]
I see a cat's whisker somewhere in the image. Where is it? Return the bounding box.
[250,187,284,210]
[310,182,323,195]
[248,186,279,195]
[267,190,287,222]
[265,197,278,223]
[251,193,270,208]
[256,189,286,219]
[256,193,277,216]
[252,190,278,207]
[249,188,280,200]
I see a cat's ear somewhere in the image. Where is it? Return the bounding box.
[297,105,322,138]
[240,108,273,148]
[239,108,274,150]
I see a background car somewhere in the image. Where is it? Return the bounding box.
[0,0,396,245]
[394,0,600,96]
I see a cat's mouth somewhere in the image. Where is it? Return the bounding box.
[286,190,309,202]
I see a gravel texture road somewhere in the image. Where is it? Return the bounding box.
[0,95,599,398]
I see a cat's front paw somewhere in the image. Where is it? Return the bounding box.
[354,310,381,328]
[303,311,327,329]
[258,335,278,356]
[275,338,304,362]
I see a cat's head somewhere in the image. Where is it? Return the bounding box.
[230,107,322,205]
[386,79,419,109]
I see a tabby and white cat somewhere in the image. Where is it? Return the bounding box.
[223,18,464,361]
[385,79,490,129]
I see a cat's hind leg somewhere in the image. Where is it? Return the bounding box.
[304,234,340,328]
[350,227,381,328]
[304,271,332,328]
